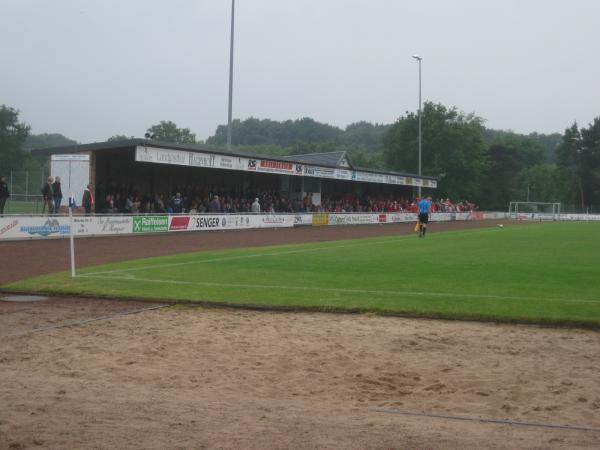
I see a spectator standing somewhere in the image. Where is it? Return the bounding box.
[52,176,63,213]
[209,195,222,213]
[82,184,95,214]
[251,197,261,213]
[41,176,54,214]
[0,175,9,215]
[171,193,184,214]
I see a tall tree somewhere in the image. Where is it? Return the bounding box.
[556,123,587,208]
[0,105,31,171]
[383,102,487,200]
[512,164,568,204]
[146,121,196,145]
[580,117,600,207]
[479,144,522,210]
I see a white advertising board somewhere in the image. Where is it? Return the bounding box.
[0,216,134,240]
[387,213,418,223]
[328,214,380,225]
[135,145,434,188]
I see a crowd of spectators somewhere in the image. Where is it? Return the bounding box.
[96,185,476,215]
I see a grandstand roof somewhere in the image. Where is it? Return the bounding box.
[32,139,437,182]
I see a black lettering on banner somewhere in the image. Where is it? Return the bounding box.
[194,217,221,228]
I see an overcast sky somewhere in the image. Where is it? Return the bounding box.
[2,0,599,143]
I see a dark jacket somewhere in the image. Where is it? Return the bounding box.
[0,181,9,199]
[41,183,53,200]
[82,189,94,210]
[52,181,62,199]
[208,199,222,213]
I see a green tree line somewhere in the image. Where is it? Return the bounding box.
[2,103,599,211]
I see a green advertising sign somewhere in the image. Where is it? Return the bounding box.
[133,216,169,233]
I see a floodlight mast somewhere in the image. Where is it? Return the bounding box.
[226,0,235,150]
[412,55,423,197]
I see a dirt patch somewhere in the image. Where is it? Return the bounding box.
[0,301,599,449]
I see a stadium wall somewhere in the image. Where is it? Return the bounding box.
[0,211,597,241]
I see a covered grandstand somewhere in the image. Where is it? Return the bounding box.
[32,139,437,213]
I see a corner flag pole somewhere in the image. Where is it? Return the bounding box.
[68,194,76,277]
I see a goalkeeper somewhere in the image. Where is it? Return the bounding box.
[418,196,432,238]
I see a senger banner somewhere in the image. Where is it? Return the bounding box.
[184,214,295,232]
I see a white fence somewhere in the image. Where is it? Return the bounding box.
[0,211,597,241]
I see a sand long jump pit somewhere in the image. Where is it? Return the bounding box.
[1,222,600,449]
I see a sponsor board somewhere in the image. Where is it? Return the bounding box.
[559,214,600,221]
[261,215,287,225]
[188,215,222,230]
[94,216,132,234]
[454,213,471,221]
[135,145,434,188]
[133,216,168,233]
[185,214,294,231]
[189,152,216,168]
[328,214,379,225]
[312,213,329,226]
[220,214,253,229]
[0,218,19,236]
[378,214,387,223]
[259,160,294,174]
[293,214,313,226]
[334,169,352,180]
[169,216,191,231]
[51,154,90,161]
[72,216,133,235]
[483,212,506,220]
[20,218,71,237]
[431,213,452,222]
[387,213,417,223]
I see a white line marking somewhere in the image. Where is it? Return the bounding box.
[77,274,600,305]
[81,228,498,277]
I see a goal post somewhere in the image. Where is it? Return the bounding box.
[508,202,561,220]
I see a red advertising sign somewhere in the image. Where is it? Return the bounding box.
[169,216,191,231]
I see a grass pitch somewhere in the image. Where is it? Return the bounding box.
[5,222,600,327]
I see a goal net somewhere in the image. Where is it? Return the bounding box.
[508,202,561,221]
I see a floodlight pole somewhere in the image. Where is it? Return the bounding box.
[412,55,423,197]
[226,0,235,150]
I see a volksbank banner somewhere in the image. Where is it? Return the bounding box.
[135,145,437,188]
[0,216,133,240]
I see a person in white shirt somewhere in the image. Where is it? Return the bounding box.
[251,197,261,213]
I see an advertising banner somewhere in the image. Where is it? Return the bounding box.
[328,214,379,225]
[135,145,434,188]
[293,214,313,226]
[133,216,169,233]
[387,213,418,223]
[72,216,133,235]
[312,214,329,226]
[0,216,133,240]
[14,217,71,238]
